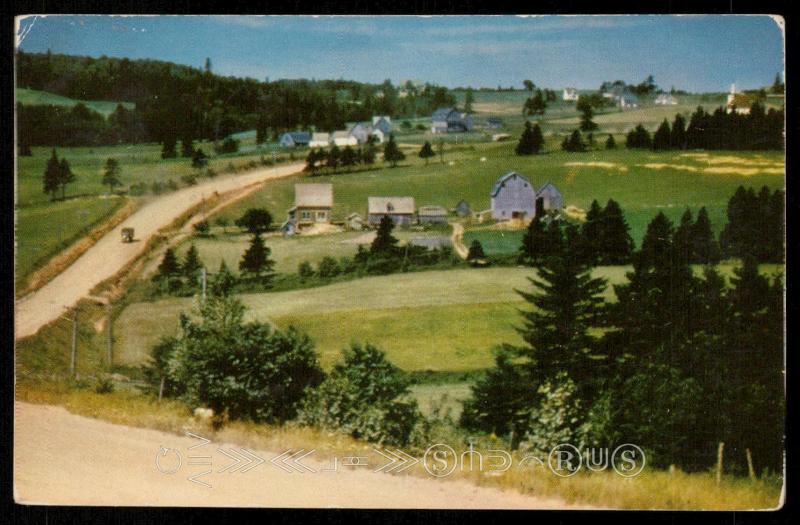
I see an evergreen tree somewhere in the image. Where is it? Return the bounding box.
[670,113,687,149]
[598,199,634,265]
[579,200,604,265]
[210,259,237,297]
[576,96,597,131]
[161,135,177,158]
[515,121,542,155]
[626,124,652,149]
[154,248,181,283]
[467,239,486,261]
[305,149,321,173]
[191,148,208,168]
[672,209,694,266]
[691,207,721,264]
[418,141,435,164]
[383,134,405,167]
[605,134,616,149]
[326,144,341,172]
[102,158,122,193]
[58,157,75,200]
[561,130,586,152]
[239,234,275,284]
[370,215,399,256]
[519,215,547,265]
[182,244,203,280]
[652,119,671,150]
[340,146,357,167]
[464,87,475,113]
[43,148,61,200]
[181,136,195,158]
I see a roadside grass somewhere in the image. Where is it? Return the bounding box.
[15,87,135,117]
[15,196,126,291]
[14,380,782,510]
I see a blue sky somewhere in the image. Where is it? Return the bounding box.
[16,15,784,92]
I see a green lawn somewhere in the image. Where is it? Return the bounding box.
[16,88,135,117]
[113,263,781,371]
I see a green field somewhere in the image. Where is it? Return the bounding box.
[16,88,136,117]
[211,145,784,248]
[113,263,781,371]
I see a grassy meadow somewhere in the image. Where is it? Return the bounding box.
[15,87,135,117]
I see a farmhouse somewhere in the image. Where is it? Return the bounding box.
[349,122,385,145]
[562,87,579,101]
[287,183,334,230]
[431,107,473,133]
[603,85,639,108]
[726,84,753,115]
[279,131,311,148]
[417,205,449,224]
[309,132,331,148]
[654,93,678,106]
[372,116,393,135]
[490,172,563,221]
[331,131,358,148]
[368,196,416,227]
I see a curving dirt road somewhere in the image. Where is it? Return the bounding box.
[15,163,304,340]
[14,402,579,508]
[450,221,469,259]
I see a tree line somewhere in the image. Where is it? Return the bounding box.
[17,51,455,147]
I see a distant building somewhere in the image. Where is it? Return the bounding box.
[490,172,563,221]
[485,117,504,129]
[331,131,358,148]
[287,183,334,232]
[346,212,365,231]
[349,122,385,145]
[372,116,393,135]
[409,236,452,250]
[279,131,311,148]
[367,196,416,227]
[455,200,472,217]
[431,108,473,133]
[562,87,579,101]
[726,84,753,115]
[654,93,678,106]
[309,132,331,148]
[602,85,639,108]
[417,205,449,224]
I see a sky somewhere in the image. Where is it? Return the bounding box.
[15,15,784,92]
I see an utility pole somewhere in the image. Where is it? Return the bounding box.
[70,310,78,379]
[200,267,207,303]
[106,303,113,369]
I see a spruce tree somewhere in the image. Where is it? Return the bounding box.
[673,208,694,266]
[383,134,405,167]
[154,248,181,282]
[418,141,435,164]
[691,207,721,264]
[605,134,616,149]
[598,199,634,265]
[670,113,687,149]
[58,157,75,200]
[467,239,486,261]
[370,215,399,256]
[102,158,121,193]
[43,149,61,200]
[210,259,237,297]
[580,200,604,265]
[519,215,547,265]
[182,244,203,280]
[652,119,671,150]
[239,234,275,284]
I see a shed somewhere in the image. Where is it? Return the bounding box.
[346,212,365,231]
[455,200,471,217]
[280,131,311,148]
[367,196,416,227]
[536,182,563,214]
[417,205,449,224]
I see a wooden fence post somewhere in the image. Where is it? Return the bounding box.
[746,448,757,481]
[716,442,725,484]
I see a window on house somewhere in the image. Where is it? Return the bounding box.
[301,211,312,220]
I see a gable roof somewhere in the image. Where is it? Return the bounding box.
[311,132,330,142]
[490,171,533,197]
[331,130,351,139]
[418,205,448,216]
[372,116,392,125]
[432,107,456,120]
[295,183,333,208]
[284,131,311,143]
[368,196,416,215]
[537,181,561,195]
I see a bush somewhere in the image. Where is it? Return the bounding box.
[215,137,240,154]
[95,376,115,394]
[129,182,147,196]
[298,343,423,446]
[193,220,210,236]
[317,256,341,278]
[165,179,179,192]
[205,167,217,178]
[181,173,198,186]
[169,296,324,423]
[298,260,314,280]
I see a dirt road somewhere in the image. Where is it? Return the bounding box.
[15,163,304,340]
[450,222,469,259]
[13,402,579,508]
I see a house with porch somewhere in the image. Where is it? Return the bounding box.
[285,183,334,234]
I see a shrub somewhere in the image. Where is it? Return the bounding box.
[215,137,240,154]
[317,256,341,278]
[205,167,217,178]
[169,296,324,423]
[298,260,314,280]
[181,173,198,186]
[193,220,210,236]
[165,179,179,192]
[298,343,423,446]
[95,376,115,394]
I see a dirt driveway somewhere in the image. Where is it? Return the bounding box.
[15,162,304,340]
[13,402,580,509]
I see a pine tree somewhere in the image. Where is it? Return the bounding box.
[161,135,177,158]
[519,215,547,265]
[327,144,341,172]
[102,158,121,193]
[239,234,275,284]
[515,121,537,155]
[43,148,61,200]
[670,113,687,149]
[154,248,181,282]
[562,130,586,152]
[418,141,435,164]
[673,209,694,266]
[576,96,597,131]
[605,134,616,149]
[58,157,75,200]
[182,244,203,280]
[210,259,237,297]
[341,146,357,167]
[598,199,634,265]
[467,239,486,261]
[383,134,405,167]
[691,207,721,264]
[370,215,399,256]
[652,119,671,150]
[580,200,604,265]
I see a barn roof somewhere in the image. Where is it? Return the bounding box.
[490,171,533,197]
[368,196,416,215]
[295,183,333,208]
[285,131,311,143]
[418,205,448,216]
[537,181,561,195]
[432,107,456,120]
